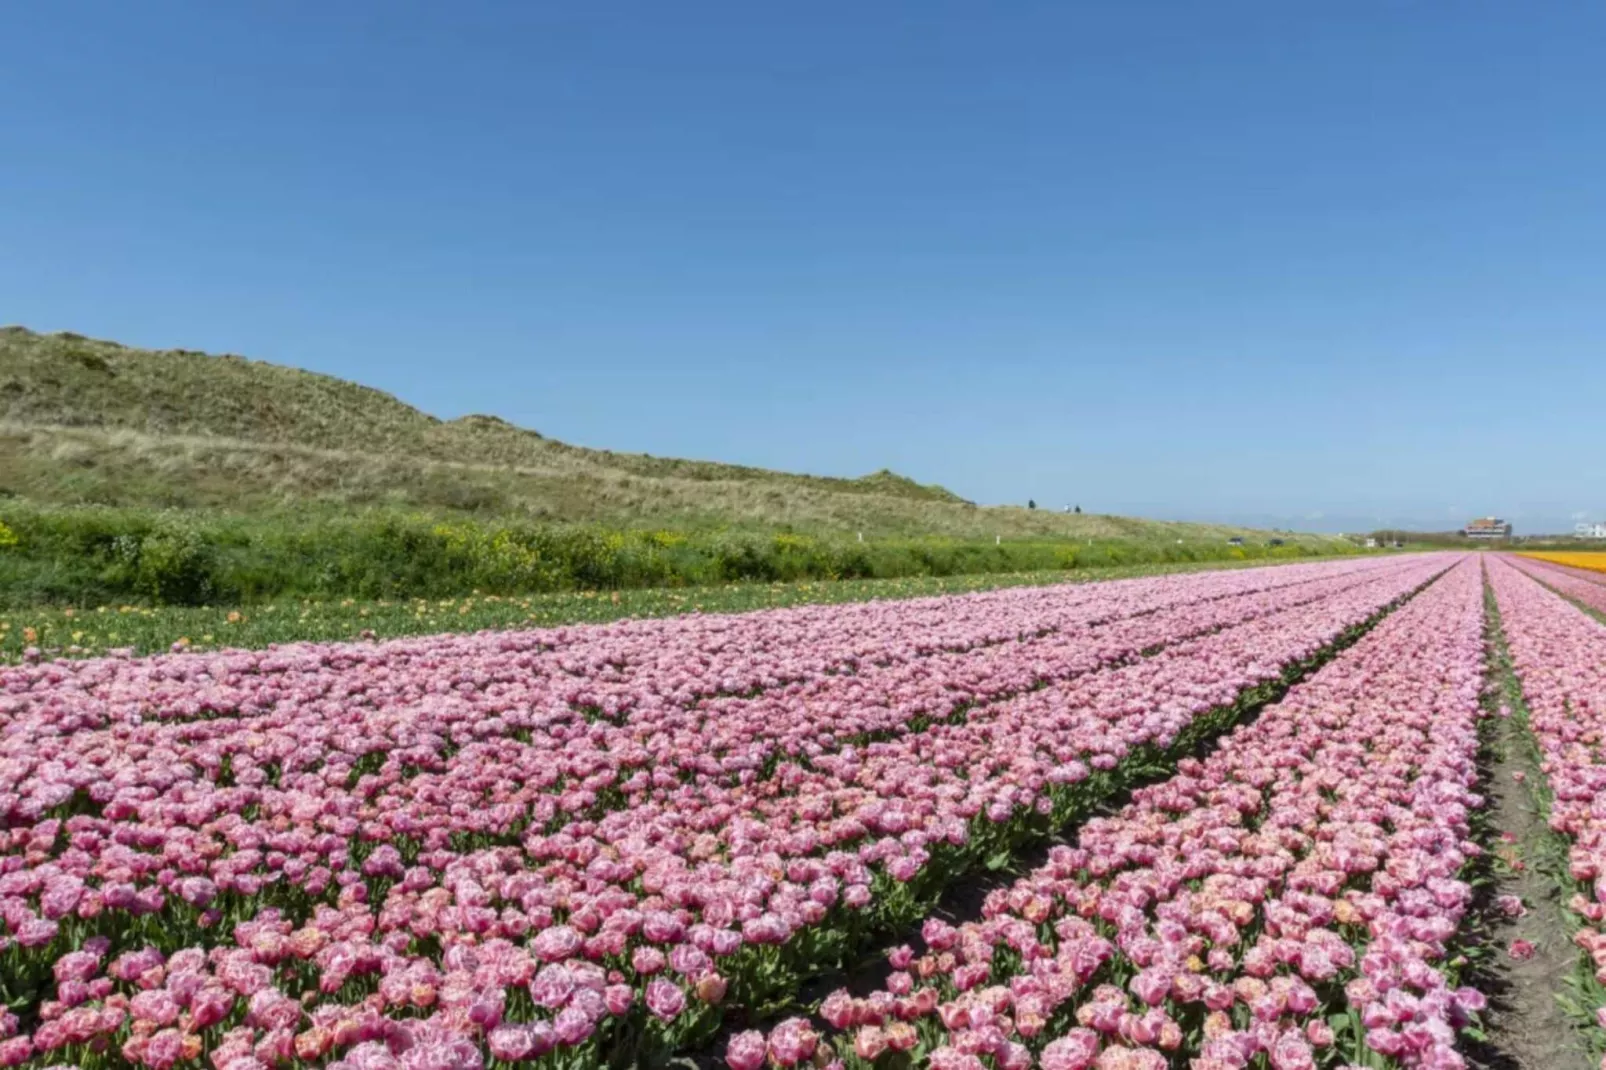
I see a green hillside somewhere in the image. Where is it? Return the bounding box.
[0,326,1329,543]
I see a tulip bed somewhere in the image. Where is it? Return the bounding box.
[0,556,1449,1069]
[741,555,1488,1070]
[1517,553,1606,580]
[1487,555,1606,1058]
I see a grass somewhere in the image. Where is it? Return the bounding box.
[0,557,1301,662]
[0,500,1351,608]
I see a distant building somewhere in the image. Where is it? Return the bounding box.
[1462,517,1513,539]
[1364,537,1378,548]
[1577,522,1606,539]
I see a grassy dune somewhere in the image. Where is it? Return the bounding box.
[0,326,1353,606]
[0,326,1330,542]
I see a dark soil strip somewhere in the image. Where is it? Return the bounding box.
[1458,576,1595,1070]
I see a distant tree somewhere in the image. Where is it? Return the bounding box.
[1074,505,1081,514]
[1028,499,1036,510]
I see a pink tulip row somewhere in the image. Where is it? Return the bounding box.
[0,558,1440,929]
[1508,556,1606,619]
[739,554,1487,1070]
[0,558,1400,801]
[0,560,1413,916]
[658,563,1415,777]
[0,559,1429,903]
[1520,557,1606,593]
[0,558,1396,735]
[0,560,1424,847]
[1486,555,1606,1062]
[416,559,1418,830]
[533,560,1405,733]
[0,561,1403,838]
[0,557,1443,1069]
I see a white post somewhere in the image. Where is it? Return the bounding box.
[995,535,1001,546]
[857,531,863,542]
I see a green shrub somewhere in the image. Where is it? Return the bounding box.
[133,521,217,604]
[0,502,1355,607]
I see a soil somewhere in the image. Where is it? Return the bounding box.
[1461,612,1596,1070]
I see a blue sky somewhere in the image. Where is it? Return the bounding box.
[4,2,1604,534]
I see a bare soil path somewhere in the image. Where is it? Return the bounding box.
[1464,590,1595,1070]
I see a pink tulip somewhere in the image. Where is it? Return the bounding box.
[725,1030,766,1070]
[645,978,686,1021]
[1039,1028,1101,1070]
[766,1017,819,1067]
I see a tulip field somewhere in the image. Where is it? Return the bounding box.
[1519,551,1606,577]
[1514,554,1606,619]
[6,553,1606,1069]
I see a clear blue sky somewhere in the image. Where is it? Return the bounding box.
[4,2,1604,534]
